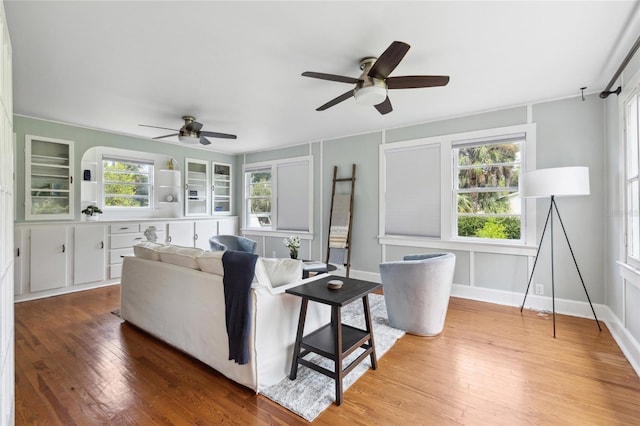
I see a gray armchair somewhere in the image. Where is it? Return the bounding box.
[379,253,456,336]
[209,235,257,254]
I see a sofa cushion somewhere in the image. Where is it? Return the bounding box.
[197,251,225,276]
[261,258,302,287]
[133,241,164,261]
[253,258,272,287]
[158,245,204,270]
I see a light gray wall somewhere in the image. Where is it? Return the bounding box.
[531,95,605,302]
[236,98,606,305]
[14,115,235,223]
[15,94,609,307]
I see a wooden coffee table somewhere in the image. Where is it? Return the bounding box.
[286,275,381,405]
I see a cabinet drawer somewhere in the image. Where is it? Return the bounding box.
[110,264,123,279]
[110,233,145,249]
[109,248,133,264]
[110,223,140,234]
[141,222,167,232]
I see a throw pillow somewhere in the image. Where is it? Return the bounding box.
[158,245,204,270]
[133,241,164,261]
[261,258,303,287]
[197,251,225,276]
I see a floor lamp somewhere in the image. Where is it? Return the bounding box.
[520,166,601,338]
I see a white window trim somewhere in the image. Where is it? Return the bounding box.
[379,123,537,255]
[620,69,640,270]
[241,155,313,234]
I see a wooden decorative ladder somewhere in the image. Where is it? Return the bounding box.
[325,164,356,278]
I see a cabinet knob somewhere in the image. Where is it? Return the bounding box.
[194,234,198,241]
[168,236,172,243]
[100,241,104,249]
[62,244,66,253]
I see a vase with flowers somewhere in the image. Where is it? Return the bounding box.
[283,235,301,259]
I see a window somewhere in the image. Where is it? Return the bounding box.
[243,156,312,232]
[246,167,272,228]
[453,136,523,241]
[624,89,640,267]
[102,156,153,208]
[380,124,535,248]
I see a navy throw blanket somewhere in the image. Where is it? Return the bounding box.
[222,250,258,365]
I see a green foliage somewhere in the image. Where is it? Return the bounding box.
[457,142,520,215]
[249,173,272,213]
[458,216,521,240]
[81,205,102,216]
[103,160,151,207]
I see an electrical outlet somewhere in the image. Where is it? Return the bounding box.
[535,283,544,295]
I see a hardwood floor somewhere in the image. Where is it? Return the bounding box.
[14,285,640,425]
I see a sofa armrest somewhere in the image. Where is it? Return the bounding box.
[256,273,327,295]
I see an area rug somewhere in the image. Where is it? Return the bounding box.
[261,293,405,422]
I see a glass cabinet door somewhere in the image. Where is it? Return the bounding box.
[25,135,74,220]
[185,158,210,216]
[212,162,232,215]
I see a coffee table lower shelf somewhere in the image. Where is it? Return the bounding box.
[297,323,375,380]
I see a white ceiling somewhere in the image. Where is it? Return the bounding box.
[5,1,640,154]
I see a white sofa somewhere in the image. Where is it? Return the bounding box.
[120,244,330,392]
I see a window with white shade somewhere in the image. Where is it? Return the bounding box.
[380,124,535,248]
[243,156,312,232]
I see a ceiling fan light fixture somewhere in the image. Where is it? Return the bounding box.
[354,75,388,106]
[354,85,388,106]
[178,134,200,144]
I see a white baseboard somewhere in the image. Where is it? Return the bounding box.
[14,280,120,303]
[600,306,640,378]
[347,268,640,378]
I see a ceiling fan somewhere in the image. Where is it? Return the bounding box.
[139,116,237,145]
[302,41,449,115]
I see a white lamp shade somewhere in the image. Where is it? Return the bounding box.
[520,166,590,198]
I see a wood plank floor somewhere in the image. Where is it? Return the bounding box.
[14,285,640,425]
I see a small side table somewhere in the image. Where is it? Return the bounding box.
[286,275,381,405]
[301,260,338,279]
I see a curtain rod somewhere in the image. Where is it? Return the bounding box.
[600,34,640,98]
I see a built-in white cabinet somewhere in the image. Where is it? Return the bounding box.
[157,168,181,206]
[185,158,210,216]
[194,220,219,250]
[167,221,195,247]
[167,217,238,249]
[218,216,238,235]
[107,222,166,279]
[30,227,68,292]
[74,225,106,285]
[14,217,237,301]
[25,135,74,220]
[80,149,98,211]
[212,162,232,215]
